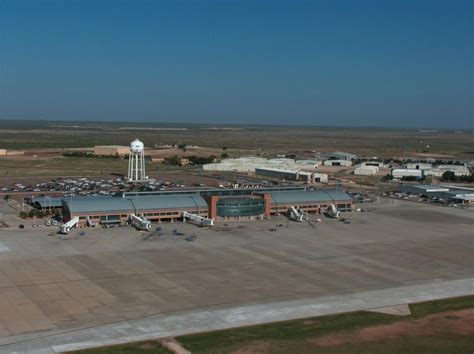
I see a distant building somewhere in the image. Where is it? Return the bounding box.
[405,162,432,170]
[294,160,322,169]
[0,149,24,156]
[203,157,322,173]
[354,165,378,176]
[323,160,352,166]
[94,145,130,156]
[397,184,474,205]
[255,167,328,183]
[391,168,423,180]
[401,163,471,178]
[361,161,386,168]
[320,151,358,161]
[398,185,450,197]
[180,158,191,166]
[430,164,471,177]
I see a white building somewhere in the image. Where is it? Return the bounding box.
[323,160,352,167]
[354,165,379,176]
[320,151,357,161]
[391,168,423,179]
[202,157,266,173]
[255,167,328,183]
[361,161,387,168]
[435,164,471,176]
[405,162,432,170]
[203,157,327,183]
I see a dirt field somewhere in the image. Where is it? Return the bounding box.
[1,120,473,159]
[311,308,473,347]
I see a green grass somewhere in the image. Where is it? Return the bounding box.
[69,340,172,354]
[176,311,399,353]
[410,295,474,318]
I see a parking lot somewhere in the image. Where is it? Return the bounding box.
[0,198,472,344]
[383,190,471,208]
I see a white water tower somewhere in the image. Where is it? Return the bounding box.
[128,138,147,182]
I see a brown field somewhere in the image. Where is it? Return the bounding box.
[1,121,473,159]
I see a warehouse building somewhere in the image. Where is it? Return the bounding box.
[441,192,474,205]
[361,161,386,168]
[405,162,432,170]
[0,149,24,156]
[61,187,352,225]
[203,157,325,183]
[320,151,358,161]
[397,185,450,197]
[354,165,379,176]
[397,184,474,204]
[94,145,130,156]
[429,164,471,177]
[294,160,321,169]
[255,167,328,183]
[203,157,322,174]
[323,159,352,166]
[391,168,424,180]
[402,163,471,178]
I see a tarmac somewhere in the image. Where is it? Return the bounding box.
[0,198,472,353]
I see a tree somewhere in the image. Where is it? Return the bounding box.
[221,153,229,159]
[381,174,392,182]
[165,155,181,166]
[187,155,216,165]
[442,171,456,182]
[222,146,228,150]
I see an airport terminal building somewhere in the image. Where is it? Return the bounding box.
[58,187,352,226]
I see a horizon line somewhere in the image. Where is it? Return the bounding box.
[0,118,471,132]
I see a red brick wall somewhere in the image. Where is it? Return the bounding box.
[209,195,219,219]
[264,193,271,217]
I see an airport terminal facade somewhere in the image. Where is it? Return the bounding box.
[49,187,353,226]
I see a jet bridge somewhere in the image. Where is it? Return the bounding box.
[182,211,214,226]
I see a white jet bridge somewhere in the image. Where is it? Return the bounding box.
[287,206,307,222]
[182,211,214,226]
[59,216,79,234]
[129,213,152,230]
[325,204,340,219]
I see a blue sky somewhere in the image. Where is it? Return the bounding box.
[1,0,472,128]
